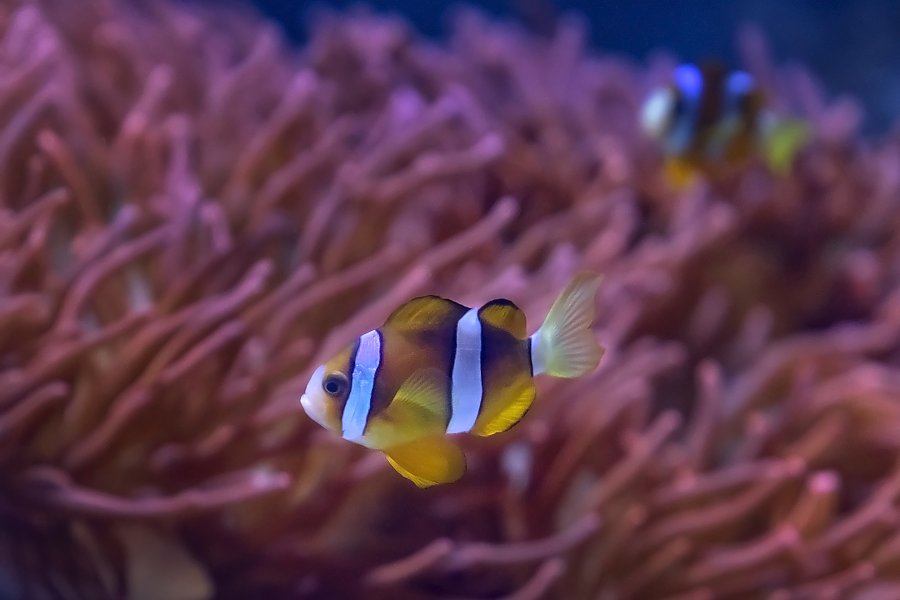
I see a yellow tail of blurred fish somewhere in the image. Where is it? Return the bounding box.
[761,114,810,175]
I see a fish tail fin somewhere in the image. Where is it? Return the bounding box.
[530,273,604,378]
[761,112,810,174]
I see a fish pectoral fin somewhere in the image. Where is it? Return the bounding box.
[384,436,466,487]
[389,367,449,426]
[471,379,536,437]
[479,299,527,339]
[365,368,449,448]
[384,295,467,334]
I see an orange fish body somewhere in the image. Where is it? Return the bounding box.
[300,274,604,487]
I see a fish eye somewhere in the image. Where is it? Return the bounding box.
[322,373,348,396]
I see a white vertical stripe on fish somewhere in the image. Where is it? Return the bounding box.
[447,308,483,434]
[341,329,381,441]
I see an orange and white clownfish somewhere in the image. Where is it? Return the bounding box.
[640,63,809,187]
[300,274,604,487]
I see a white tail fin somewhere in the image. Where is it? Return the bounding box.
[530,273,604,378]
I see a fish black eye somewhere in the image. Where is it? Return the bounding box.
[323,373,348,396]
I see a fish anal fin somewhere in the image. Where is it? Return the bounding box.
[479,299,527,339]
[471,380,535,437]
[384,296,467,334]
[384,436,466,487]
[365,368,449,448]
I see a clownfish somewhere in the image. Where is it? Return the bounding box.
[300,274,604,487]
[640,63,809,187]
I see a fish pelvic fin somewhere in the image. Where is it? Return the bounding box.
[530,273,604,378]
[761,113,810,175]
[384,436,466,487]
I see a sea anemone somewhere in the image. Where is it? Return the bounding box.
[3,0,900,598]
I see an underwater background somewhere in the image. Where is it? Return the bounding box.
[241,0,900,134]
[3,0,900,598]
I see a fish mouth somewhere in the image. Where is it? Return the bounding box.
[300,394,329,430]
[299,393,315,417]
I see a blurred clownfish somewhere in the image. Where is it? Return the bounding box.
[300,274,604,487]
[640,63,810,187]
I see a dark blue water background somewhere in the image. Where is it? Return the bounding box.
[193,0,900,134]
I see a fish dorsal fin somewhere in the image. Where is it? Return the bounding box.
[384,436,466,487]
[478,299,527,339]
[365,368,449,449]
[384,295,468,334]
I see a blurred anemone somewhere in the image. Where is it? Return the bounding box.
[2,0,900,599]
